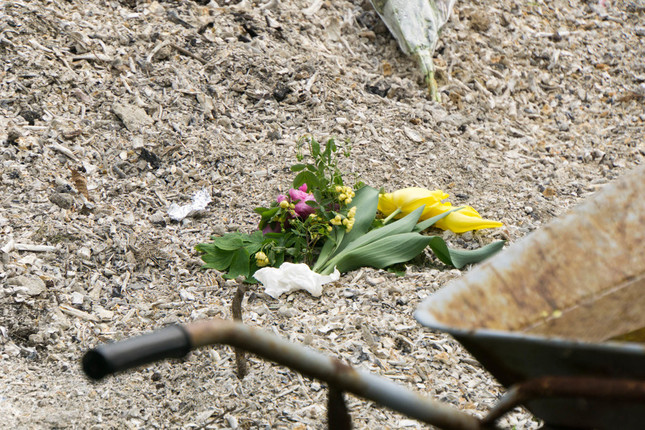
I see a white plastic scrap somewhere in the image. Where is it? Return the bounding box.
[167,188,212,221]
[254,262,340,299]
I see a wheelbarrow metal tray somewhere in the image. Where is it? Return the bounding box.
[415,166,645,429]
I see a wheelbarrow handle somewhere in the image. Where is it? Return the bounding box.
[82,325,192,380]
[82,319,483,430]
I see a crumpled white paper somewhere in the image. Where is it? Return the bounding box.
[254,262,340,299]
[168,188,211,221]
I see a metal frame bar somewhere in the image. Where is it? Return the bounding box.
[482,376,645,426]
[184,319,483,430]
[84,319,645,429]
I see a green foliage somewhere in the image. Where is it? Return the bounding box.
[196,136,359,281]
[195,231,264,280]
[292,135,344,192]
[312,186,380,272]
[315,196,503,274]
[427,238,505,269]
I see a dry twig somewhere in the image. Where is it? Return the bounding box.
[231,282,248,379]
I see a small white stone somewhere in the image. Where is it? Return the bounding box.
[94,305,114,321]
[278,306,297,318]
[8,275,46,296]
[404,127,424,143]
[77,247,91,260]
[71,291,85,305]
[225,415,238,429]
[365,276,383,286]
[179,289,196,301]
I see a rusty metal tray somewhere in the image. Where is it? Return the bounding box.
[415,165,645,429]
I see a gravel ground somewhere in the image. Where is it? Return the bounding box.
[1,0,644,428]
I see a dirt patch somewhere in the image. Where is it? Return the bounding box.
[1,0,643,428]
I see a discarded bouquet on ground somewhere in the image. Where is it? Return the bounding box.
[370,0,457,101]
[196,137,504,298]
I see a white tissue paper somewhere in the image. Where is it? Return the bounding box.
[254,262,340,299]
[168,188,212,221]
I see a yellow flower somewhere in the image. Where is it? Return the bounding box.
[378,187,503,234]
[336,186,355,204]
[255,251,270,267]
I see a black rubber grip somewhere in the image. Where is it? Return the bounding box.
[82,325,192,380]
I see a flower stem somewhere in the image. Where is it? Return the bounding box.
[382,208,402,225]
[426,71,440,103]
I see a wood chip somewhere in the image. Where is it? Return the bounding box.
[59,304,100,322]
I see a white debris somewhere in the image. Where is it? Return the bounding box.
[167,189,212,221]
[254,262,340,299]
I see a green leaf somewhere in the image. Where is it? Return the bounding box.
[312,227,345,272]
[427,237,452,266]
[311,138,320,157]
[312,186,379,272]
[211,233,245,251]
[290,164,307,172]
[428,238,505,269]
[312,189,324,204]
[264,232,283,240]
[199,246,235,271]
[325,138,336,156]
[330,186,380,252]
[225,248,250,279]
[262,208,280,218]
[258,207,280,230]
[273,250,285,267]
[319,206,427,274]
[249,230,265,242]
[331,233,432,274]
[194,243,218,253]
[293,170,320,190]
[413,207,463,232]
[447,240,505,269]
[243,242,263,255]
[323,204,425,270]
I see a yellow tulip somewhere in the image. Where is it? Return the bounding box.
[378,187,503,234]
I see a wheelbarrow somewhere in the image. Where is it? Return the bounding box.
[82,166,645,429]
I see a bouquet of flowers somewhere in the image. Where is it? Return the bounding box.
[196,136,503,298]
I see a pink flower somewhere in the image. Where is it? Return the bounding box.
[277,184,317,219]
[294,200,315,218]
[262,223,281,234]
[289,184,316,218]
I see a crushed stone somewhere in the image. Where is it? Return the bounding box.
[1,0,643,428]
